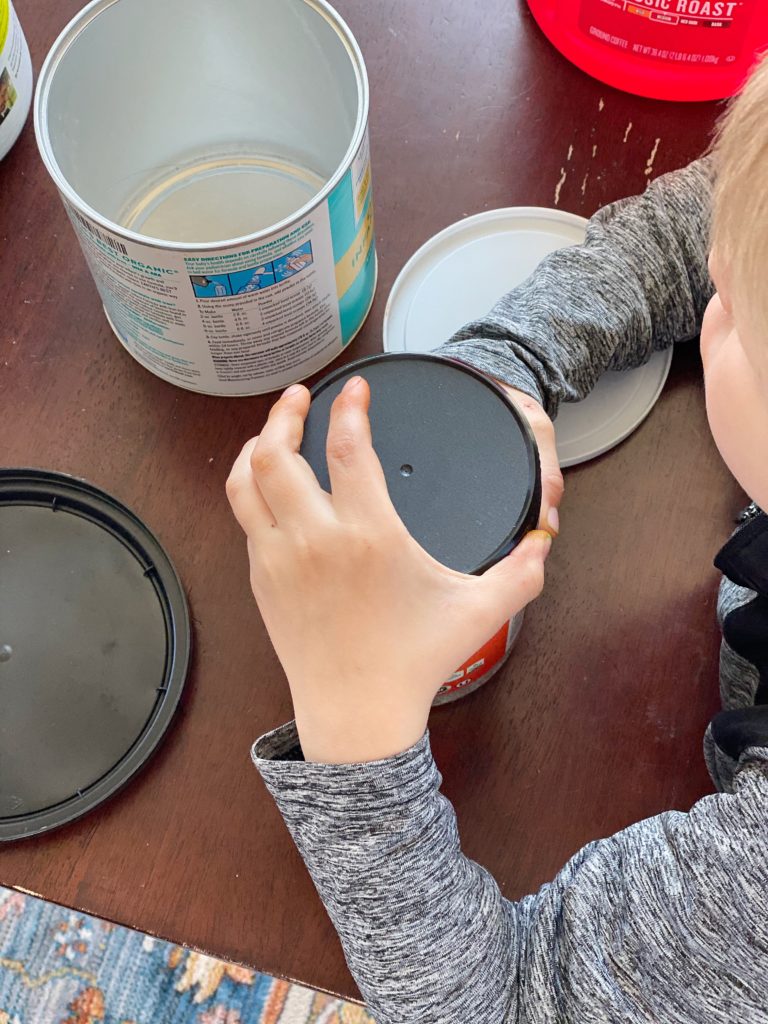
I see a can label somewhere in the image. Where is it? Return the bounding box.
[579,0,756,65]
[433,615,523,704]
[0,1,32,156]
[65,132,376,395]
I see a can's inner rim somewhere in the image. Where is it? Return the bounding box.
[33,0,369,253]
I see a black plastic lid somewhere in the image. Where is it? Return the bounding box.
[0,469,190,842]
[300,353,541,574]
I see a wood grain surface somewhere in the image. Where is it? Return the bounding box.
[0,0,740,999]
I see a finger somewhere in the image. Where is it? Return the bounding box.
[502,386,564,535]
[537,428,564,535]
[325,376,394,518]
[251,384,330,523]
[476,529,552,625]
[226,436,276,534]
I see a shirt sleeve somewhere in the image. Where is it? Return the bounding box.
[437,157,716,418]
[253,720,768,1024]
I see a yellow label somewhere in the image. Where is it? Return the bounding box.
[0,1,10,55]
[355,165,371,222]
[335,202,375,300]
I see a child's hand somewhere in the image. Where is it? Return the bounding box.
[227,377,553,764]
[501,386,563,536]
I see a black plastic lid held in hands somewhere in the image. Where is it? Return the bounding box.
[0,469,191,842]
[300,354,541,574]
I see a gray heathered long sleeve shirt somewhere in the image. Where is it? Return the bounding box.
[253,158,768,1023]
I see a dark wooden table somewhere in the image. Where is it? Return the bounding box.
[0,0,740,1001]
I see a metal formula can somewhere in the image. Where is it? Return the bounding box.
[300,353,542,707]
[34,0,376,395]
[0,1,32,160]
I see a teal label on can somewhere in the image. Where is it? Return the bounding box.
[329,131,376,345]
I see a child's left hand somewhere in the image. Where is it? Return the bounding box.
[227,376,553,764]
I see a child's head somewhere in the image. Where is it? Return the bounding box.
[703,55,768,511]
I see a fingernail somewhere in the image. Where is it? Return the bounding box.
[343,375,363,392]
[529,529,553,556]
[546,506,560,537]
[283,384,303,398]
[529,529,552,544]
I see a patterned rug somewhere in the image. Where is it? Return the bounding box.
[0,887,374,1024]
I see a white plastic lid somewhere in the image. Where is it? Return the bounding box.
[383,207,672,467]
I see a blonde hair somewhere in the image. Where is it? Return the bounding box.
[712,54,768,334]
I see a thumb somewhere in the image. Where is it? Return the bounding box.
[538,438,564,535]
[477,530,552,624]
[495,385,563,534]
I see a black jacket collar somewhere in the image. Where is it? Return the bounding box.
[715,507,768,596]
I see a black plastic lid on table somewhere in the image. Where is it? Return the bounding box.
[301,354,541,574]
[0,469,190,842]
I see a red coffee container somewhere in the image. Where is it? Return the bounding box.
[301,353,541,704]
[528,0,768,101]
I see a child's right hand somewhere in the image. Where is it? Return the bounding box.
[227,377,553,765]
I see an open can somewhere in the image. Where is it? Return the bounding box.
[300,353,542,705]
[34,0,376,395]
